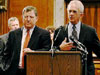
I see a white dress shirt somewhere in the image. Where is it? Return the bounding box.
[19,25,35,67]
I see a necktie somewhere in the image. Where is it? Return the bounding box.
[72,25,77,40]
[23,30,30,48]
[22,29,30,68]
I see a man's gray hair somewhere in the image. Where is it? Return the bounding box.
[8,17,19,26]
[67,0,84,13]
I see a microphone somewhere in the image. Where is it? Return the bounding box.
[50,26,63,57]
[70,36,88,54]
[54,26,63,41]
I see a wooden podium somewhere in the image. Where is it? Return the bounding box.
[26,51,82,75]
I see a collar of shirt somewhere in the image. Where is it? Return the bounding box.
[23,25,35,37]
[68,21,81,41]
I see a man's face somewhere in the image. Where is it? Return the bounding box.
[67,4,82,24]
[9,20,20,31]
[23,10,38,29]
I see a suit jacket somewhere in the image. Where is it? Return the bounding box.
[0,38,5,72]
[3,26,51,75]
[0,33,9,45]
[0,32,9,75]
[54,23,100,75]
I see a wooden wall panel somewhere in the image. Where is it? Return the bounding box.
[0,0,53,35]
[82,3,100,39]
[96,4,100,39]
[47,0,54,26]
[9,0,53,28]
[82,3,97,27]
[0,10,8,35]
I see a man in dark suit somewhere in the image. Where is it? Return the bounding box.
[0,38,5,75]
[3,6,51,75]
[54,0,100,75]
[0,17,20,45]
[0,17,20,75]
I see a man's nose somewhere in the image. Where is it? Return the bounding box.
[70,12,74,15]
[27,16,31,21]
[15,25,19,29]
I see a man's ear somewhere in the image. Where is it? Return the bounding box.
[80,13,84,21]
[80,13,84,18]
[8,26,11,31]
[36,16,39,21]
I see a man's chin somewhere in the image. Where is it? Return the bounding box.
[70,20,74,23]
[25,25,33,29]
[70,20,77,24]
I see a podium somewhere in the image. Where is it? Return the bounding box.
[26,51,82,75]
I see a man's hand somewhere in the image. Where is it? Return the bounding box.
[60,38,75,51]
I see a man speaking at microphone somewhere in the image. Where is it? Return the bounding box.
[53,0,100,75]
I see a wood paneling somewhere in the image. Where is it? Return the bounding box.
[0,10,8,35]
[9,0,53,28]
[83,3,100,39]
[0,0,53,35]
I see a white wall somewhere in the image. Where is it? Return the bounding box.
[54,0,64,28]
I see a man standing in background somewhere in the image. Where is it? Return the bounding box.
[0,17,20,44]
[0,17,20,75]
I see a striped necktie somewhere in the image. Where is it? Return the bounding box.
[72,25,77,40]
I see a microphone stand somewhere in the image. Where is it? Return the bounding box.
[50,37,60,58]
[50,27,62,58]
[70,36,88,75]
[49,26,62,75]
[76,43,88,75]
[50,40,55,58]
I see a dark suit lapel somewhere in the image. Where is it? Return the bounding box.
[65,25,69,42]
[79,23,86,43]
[28,26,38,48]
[16,28,23,52]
